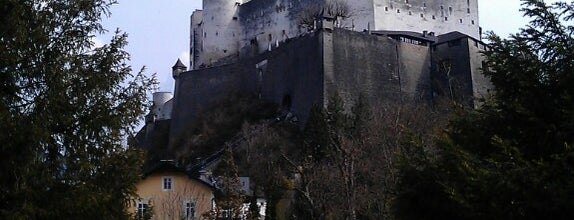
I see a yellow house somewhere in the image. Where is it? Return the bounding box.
[131,161,215,220]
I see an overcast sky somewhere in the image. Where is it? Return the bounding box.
[99,0,561,93]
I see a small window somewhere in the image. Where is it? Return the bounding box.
[184,201,195,219]
[432,15,436,19]
[408,11,412,15]
[163,177,173,190]
[385,6,389,11]
[136,201,149,220]
[459,19,463,23]
[397,9,400,13]
[472,20,475,25]
[445,17,448,21]
[467,8,471,13]
[420,13,424,18]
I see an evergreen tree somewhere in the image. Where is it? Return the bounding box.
[213,146,246,219]
[0,0,154,219]
[395,1,574,219]
[303,105,331,161]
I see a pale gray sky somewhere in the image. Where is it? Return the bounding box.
[100,0,561,93]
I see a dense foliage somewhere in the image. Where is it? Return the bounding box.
[0,0,154,219]
[176,94,277,161]
[232,94,444,220]
[394,0,574,219]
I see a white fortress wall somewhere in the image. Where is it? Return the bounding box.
[200,0,244,66]
[239,0,324,56]
[373,0,480,38]
[339,0,375,31]
[190,10,204,69]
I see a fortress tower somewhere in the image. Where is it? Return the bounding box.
[196,0,243,67]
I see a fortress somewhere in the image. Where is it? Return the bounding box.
[191,0,481,69]
[138,0,490,158]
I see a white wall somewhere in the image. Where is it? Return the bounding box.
[152,92,174,120]
[373,0,480,38]
[200,0,243,67]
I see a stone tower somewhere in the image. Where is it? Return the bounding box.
[200,0,243,66]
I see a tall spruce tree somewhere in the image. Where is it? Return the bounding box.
[0,0,154,219]
[212,146,246,219]
[395,1,574,219]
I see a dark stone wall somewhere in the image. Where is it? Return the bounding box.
[169,32,323,149]
[467,38,491,104]
[398,41,433,101]
[257,32,324,124]
[169,28,463,152]
[169,62,257,148]
[432,38,474,105]
[327,29,431,110]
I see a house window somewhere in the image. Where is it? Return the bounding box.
[184,201,195,219]
[162,177,173,190]
[136,201,149,220]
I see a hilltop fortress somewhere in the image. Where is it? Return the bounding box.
[191,0,480,69]
[138,0,490,157]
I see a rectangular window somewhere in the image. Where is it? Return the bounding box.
[136,201,149,220]
[162,177,173,190]
[184,201,195,219]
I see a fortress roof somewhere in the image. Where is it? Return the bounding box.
[371,30,438,42]
[172,58,187,69]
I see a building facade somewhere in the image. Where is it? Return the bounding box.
[131,162,215,220]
